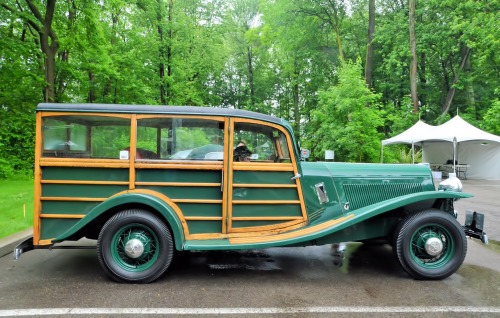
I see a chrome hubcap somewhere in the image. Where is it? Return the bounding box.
[424,237,444,256]
[124,238,145,258]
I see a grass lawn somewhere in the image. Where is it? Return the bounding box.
[0,180,34,238]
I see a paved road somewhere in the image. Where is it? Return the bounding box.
[0,179,499,317]
[1,240,499,317]
[455,179,500,241]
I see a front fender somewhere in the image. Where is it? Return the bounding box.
[52,190,187,250]
[229,190,472,249]
[339,190,471,229]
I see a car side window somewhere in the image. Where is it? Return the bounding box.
[136,117,224,161]
[233,122,290,162]
[42,115,130,159]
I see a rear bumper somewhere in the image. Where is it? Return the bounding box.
[14,237,34,260]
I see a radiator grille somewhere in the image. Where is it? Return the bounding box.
[343,183,424,211]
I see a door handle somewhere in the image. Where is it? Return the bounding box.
[291,173,301,180]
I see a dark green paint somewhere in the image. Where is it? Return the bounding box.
[40,218,80,240]
[136,169,221,183]
[232,220,288,228]
[232,188,298,201]
[43,167,129,181]
[232,204,302,217]
[233,171,295,184]
[42,201,100,215]
[177,203,222,217]
[186,220,221,234]
[135,186,221,200]
[42,184,128,198]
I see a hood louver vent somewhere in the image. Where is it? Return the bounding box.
[343,183,424,211]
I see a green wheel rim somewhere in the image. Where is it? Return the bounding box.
[409,224,455,269]
[110,223,160,272]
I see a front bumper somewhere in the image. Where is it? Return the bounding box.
[463,210,488,244]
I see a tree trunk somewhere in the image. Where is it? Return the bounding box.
[88,71,95,103]
[418,52,427,108]
[441,47,472,115]
[25,0,58,102]
[293,60,300,139]
[335,28,345,64]
[365,0,375,88]
[104,12,119,99]
[409,0,419,113]
[167,0,173,102]
[247,46,256,109]
[157,0,166,104]
[464,51,476,118]
[157,0,173,104]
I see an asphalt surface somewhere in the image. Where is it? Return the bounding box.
[0,179,499,317]
[454,179,500,242]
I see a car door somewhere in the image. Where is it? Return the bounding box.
[226,118,308,234]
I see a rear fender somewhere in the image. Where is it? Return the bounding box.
[52,190,187,250]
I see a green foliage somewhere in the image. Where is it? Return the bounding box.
[0,0,498,175]
[394,148,422,164]
[0,180,34,238]
[483,99,500,135]
[307,62,383,162]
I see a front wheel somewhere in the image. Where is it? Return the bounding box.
[394,209,467,280]
[97,209,174,283]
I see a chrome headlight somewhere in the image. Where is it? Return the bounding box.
[438,173,463,192]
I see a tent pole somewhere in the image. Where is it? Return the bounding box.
[411,142,415,164]
[381,145,384,163]
[453,137,457,174]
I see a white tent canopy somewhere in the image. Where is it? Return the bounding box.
[382,115,500,179]
[382,120,437,146]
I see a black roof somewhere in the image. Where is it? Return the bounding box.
[37,103,283,125]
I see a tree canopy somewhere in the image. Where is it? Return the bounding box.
[1,0,499,178]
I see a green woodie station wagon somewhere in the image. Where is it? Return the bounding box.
[15,103,487,283]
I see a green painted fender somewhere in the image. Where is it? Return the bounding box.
[52,192,186,250]
[225,191,472,250]
[329,190,472,233]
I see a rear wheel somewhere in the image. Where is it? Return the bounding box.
[394,209,467,280]
[97,209,174,283]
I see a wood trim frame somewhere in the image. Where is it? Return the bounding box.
[40,197,106,202]
[129,114,137,190]
[41,180,129,185]
[136,114,226,122]
[135,182,221,187]
[40,112,132,119]
[33,112,43,245]
[229,214,355,244]
[232,200,301,204]
[232,216,302,221]
[39,159,129,168]
[135,162,223,170]
[187,219,306,240]
[171,199,223,204]
[40,214,85,219]
[184,216,223,221]
[233,183,297,188]
[229,219,306,234]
